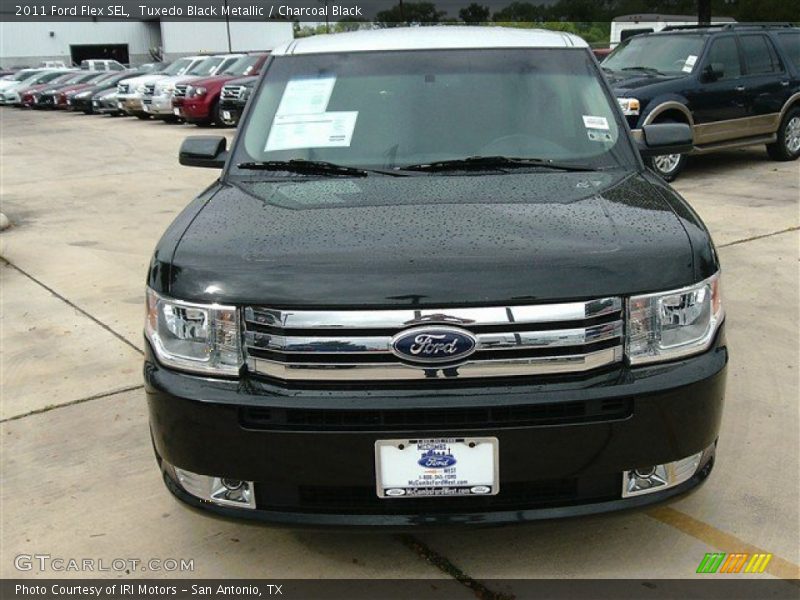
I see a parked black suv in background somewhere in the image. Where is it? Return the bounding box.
[604,23,800,180]
[218,75,257,126]
[145,28,727,527]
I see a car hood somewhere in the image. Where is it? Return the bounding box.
[223,76,258,87]
[162,171,700,307]
[605,69,686,92]
[121,73,170,87]
[180,74,238,88]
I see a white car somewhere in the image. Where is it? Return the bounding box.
[0,69,47,93]
[80,59,127,71]
[0,69,74,105]
[116,56,208,118]
[143,54,244,119]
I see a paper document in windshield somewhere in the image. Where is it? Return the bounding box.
[276,77,336,116]
[265,112,359,151]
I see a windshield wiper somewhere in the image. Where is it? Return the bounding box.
[401,156,597,173]
[621,66,664,75]
[238,159,370,177]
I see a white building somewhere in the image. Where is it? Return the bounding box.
[0,20,294,68]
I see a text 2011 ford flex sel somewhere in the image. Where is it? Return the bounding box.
[145,27,727,527]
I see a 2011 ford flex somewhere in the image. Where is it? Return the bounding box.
[145,27,727,527]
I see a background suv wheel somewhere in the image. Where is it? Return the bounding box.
[767,107,800,161]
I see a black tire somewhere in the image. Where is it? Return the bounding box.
[209,98,222,127]
[135,113,150,120]
[643,118,688,182]
[766,107,800,161]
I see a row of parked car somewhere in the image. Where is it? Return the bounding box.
[0,52,263,127]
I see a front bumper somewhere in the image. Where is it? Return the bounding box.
[142,93,174,116]
[117,95,143,114]
[219,101,245,125]
[182,98,212,121]
[146,327,727,527]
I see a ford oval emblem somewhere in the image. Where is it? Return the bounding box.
[390,326,477,365]
[418,446,458,469]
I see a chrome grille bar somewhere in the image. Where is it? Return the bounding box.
[244,297,621,330]
[247,347,623,381]
[245,321,622,354]
[243,298,624,382]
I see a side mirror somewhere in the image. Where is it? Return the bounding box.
[179,136,227,168]
[638,123,693,156]
[702,62,724,82]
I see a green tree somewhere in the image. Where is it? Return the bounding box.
[376,2,448,26]
[460,3,491,23]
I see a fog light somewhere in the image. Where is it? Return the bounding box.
[623,451,703,498]
[174,468,256,509]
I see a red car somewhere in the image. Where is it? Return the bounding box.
[173,53,268,126]
[18,72,77,107]
[36,72,114,109]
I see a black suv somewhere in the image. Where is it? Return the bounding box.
[146,27,726,527]
[218,75,257,126]
[603,23,800,180]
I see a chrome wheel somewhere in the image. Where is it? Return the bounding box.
[786,116,800,154]
[653,153,681,174]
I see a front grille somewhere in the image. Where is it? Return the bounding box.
[255,475,620,514]
[143,83,155,96]
[243,298,624,383]
[173,84,188,98]
[117,83,129,94]
[240,398,632,431]
[221,85,246,100]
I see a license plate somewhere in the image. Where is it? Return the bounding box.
[142,105,149,112]
[117,102,123,109]
[93,101,98,106]
[375,437,498,498]
[173,107,181,116]
[222,110,231,121]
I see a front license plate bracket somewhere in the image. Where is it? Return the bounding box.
[375,437,499,499]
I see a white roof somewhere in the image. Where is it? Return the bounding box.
[272,26,588,56]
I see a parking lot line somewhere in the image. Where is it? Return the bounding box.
[647,506,800,581]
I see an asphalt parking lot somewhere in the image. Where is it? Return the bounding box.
[1,109,798,589]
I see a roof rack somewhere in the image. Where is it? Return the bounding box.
[662,22,796,32]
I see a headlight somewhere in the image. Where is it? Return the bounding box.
[192,86,207,97]
[617,97,640,116]
[627,272,723,365]
[145,288,242,376]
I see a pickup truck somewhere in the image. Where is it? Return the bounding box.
[146,27,727,527]
[604,23,800,180]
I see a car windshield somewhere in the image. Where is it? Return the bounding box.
[33,71,68,84]
[223,55,262,76]
[603,35,707,74]
[234,48,634,174]
[161,58,194,76]
[187,57,225,76]
[15,70,39,81]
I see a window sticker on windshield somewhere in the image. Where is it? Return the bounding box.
[582,115,609,130]
[265,111,359,151]
[276,76,336,116]
[683,55,698,73]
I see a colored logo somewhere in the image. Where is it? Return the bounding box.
[418,446,457,469]
[696,553,772,574]
[391,326,477,365]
